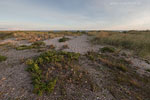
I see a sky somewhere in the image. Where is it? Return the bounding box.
[0,0,150,30]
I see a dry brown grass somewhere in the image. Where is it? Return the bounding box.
[0,31,84,43]
[89,31,150,59]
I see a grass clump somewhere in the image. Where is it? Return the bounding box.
[98,55,128,72]
[85,51,98,61]
[26,50,96,96]
[100,47,115,53]
[0,54,7,62]
[58,37,70,42]
[16,41,46,50]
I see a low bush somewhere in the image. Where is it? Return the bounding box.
[58,37,70,42]
[0,54,7,62]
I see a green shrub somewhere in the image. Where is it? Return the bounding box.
[0,54,7,62]
[26,59,34,65]
[26,50,95,96]
[26,51,80,95]
[100,47,115,53]
[58,37,70,42]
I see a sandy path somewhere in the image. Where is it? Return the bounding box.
[44,35,101,54]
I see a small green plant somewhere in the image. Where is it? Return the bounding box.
[0,54,7,62]
[26,59,34,65]
[58,37,70,42]
[100,47,115,53]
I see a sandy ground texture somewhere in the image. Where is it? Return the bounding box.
[44,35,101,54]
[0,35,150,100]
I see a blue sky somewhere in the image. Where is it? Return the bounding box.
[0,0,150,30]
